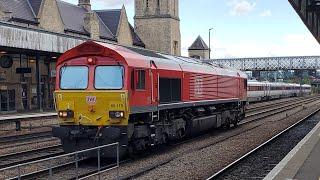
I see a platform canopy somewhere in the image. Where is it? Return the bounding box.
[289,0,320,43]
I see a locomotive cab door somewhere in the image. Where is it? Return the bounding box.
[150,60,158,105]
[150,60,159,121]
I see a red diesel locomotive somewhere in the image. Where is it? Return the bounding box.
[52,41,247,157]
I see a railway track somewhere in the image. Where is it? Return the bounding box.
[244,96,317,123]
[2,96,319,179]
[116,96,320,180]
[0,145,63,169]
[0,131,53,146]
[246,96,312,113]
[208,106,320,179]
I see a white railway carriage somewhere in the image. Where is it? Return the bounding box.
[301,84,312,94]
[247,80,311,102]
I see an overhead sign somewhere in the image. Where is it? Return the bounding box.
[16,68,32,74]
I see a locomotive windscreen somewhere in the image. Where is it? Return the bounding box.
[159,78,181,103]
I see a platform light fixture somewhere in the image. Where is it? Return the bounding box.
[209,28,213,59]
[0,51,6,54]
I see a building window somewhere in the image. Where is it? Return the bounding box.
[191,55,201,59]
[146,0,149,8]
[136,69,146,90]
[174,41,178,55]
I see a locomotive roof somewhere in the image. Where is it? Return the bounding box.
[58,41,247,78]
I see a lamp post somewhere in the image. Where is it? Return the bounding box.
[209,28,213,59]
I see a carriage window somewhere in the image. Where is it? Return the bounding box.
[60,66,88,89]
[95,66,123,89]
[136,70,146,90]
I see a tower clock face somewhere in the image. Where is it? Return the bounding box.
[0,55,13,68]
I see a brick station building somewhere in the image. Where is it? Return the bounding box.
[0,0,181,113]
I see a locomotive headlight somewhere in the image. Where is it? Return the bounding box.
[109,111,125,118]
[58,110,74,118]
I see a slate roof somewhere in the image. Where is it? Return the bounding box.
[0,0,38,24]
[188,36,209,50]
[95,9,121,36]
[56,0,89,35]
[95,9,144,47]
[129,23,145,47]
[0,0,144,47]
[28,0,42,16]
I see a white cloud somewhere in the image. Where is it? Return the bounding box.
[260,10,272,17]
[227,0,256,16]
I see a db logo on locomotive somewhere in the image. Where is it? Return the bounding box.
[86,96,97,105]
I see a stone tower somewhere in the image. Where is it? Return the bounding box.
[188,36,209,59]
[79,0,91,11]
[134,0,181,55]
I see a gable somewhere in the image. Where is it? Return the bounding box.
[38,0,64,33]
[0,0,37,24]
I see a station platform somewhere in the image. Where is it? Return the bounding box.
[0,111,56,121]
[264,119,320,180]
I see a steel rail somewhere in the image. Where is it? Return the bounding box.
[0,145,63,169]
[245,97,316,118]
[207,107,320,179]
[122,98,320,179]
[246,96,312,113]
[0,131,52,145]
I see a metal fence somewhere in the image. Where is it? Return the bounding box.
[0,142,120,180]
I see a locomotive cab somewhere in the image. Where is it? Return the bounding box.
[53,43,131,157]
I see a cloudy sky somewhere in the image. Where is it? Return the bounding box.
[64,0,320,58]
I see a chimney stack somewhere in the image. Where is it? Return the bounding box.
[4,11,13,21]
[79,0,91,11]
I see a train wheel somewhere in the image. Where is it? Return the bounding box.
[177,129,185,139]
[162,133,168,144]
[225,119,231,129]
[233,121,238,127]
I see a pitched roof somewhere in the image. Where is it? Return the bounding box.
[129,23,145,47]
[56,0,89,35]
[188,36,209,50]
[56,0,115,40]
[0,0,37,24]
[28,0,42,16]
[95,9,145,47]
[95,9,121,36]
[0,0,144,47]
